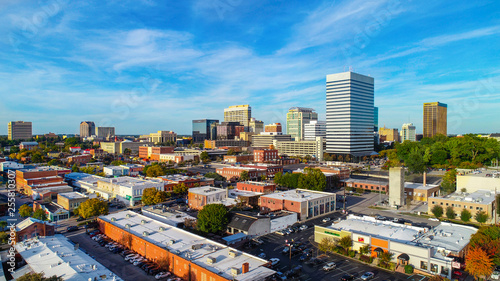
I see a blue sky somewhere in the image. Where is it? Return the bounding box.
[1,0,499,135]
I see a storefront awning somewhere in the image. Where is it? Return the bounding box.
[398,253,410,261]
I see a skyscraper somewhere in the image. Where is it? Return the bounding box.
[79,121,95,137]
[8,121,32,140]
[223,105,251,127]
[249,118,264,134]
[423,102,447,138]
[265,123,282,133]
[401,123,416,142]
[304,120,326,141]
[326,71,374,155]
[96,127,115,140]
[192,119,219,143]
[374,107,379,132]
[286,107,318,141]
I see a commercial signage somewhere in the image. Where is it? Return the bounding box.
[325,231,340,236]
[358,237,364,242]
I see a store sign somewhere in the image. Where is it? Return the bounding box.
[358,237,364,242]
[325,231,340,236]
[452,262,461,269]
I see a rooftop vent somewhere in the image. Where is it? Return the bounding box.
[141,220,147,225]
[111,217,116,222]
[192,244,202,250]
[125,224,131,229]
[126,214,131,218]
[228,250,238,258]
[168,239,176,245]
[158,226,165,231]
[230,267,240,276]
[143,231,149,236]
[207,256,216,264]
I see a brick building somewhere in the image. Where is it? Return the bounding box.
[139,146,175,160]
[236,181,276,194]
[89,148,106,158]
[14,218,55,243]
[223,155,254,163]
[66,154,92,165]
[57,192,90,211]
[253,149,278,163]
[341,178,389,192]
[188,186,233,210]
[158,174,214,192]
[240,164,283,178]
[16,166,71,195]
[216,167,266,181]
[19,141,39,150]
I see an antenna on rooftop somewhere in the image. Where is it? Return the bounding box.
[349,66,353,72]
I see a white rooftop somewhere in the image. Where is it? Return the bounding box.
[65,172,104,184]
[189,186,226,196]
[262,189,335,202]
[15,235,122,281]
[228,189,264,198]
[415,222,477,254]
[142,205,197,226]
[457,168,500,179]
[99,211,275,281]
[431,189,498,205]
[58,192,88,200]
[98,176,163,189]
[404,182,439,190]
[16,217,54,232]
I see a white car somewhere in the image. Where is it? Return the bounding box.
[322,217,331,223]
[360,272,374,280]
[322,262,336,271]
[252,238,264,245]
[428,218,439,221]
[491,271,500,280]
[258,252,266,259]
[155,272,171,280]
[125,254,140,261]
[269,258,280,267]
[299,225,308,231]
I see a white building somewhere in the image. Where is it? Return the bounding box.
[14,235,121,281]
[273,136,324,161]
[97,176,164,206]
[103,166,126,177]
[0,161,24,172]
[401,123,416,141]
[326,72,374,156]
[304,120,326,141]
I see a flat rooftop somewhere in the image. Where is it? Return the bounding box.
[158,174,211,182]
[20,166,70,172]
[457,168,500,179]
[15,235,121,281]
[104,165,125,170]
[431,189,498,205]
[65,172,104,184]
[99,211,275,281]
[189,186,226,196]
[98,176,163,189]
[59,192,88,200]
[341,178,388,185]
[330,215,426,243]
[262,189,335,202]
[415,222,477,254]
[142,205,197,225]
[239,181,275,186]
[405,182,439,190]
[228,189,263,198]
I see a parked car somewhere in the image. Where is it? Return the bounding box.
[155,272,171,280]
[375,215,387,221]
[258,252,266,259]
[340,273,355,281]
[298,254,310,262]
[269,258,280,267]
[360,272,375,280]
[276,230,286,236]
[299,225,308,231]
[76,217,85,222]
[252,238,264,245]
[491,271,500,280]
[322,262,336,271]
[66,226,79,232]
[275,272,287,281]
[322,217,331,223]
[286,265,302,277]
[281,247,290,255]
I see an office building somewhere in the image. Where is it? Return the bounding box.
[224,104,252,127]
[304,120,326,141]
[101,140,153,154]
[139,146,175,160]
[79,121,95,137]
[251,134,292,147]
[143,130,177,144]
[272,137,324,161]
[8,121,32,140]
[423,102,447,138]
[314,215,477,280]
[401,123,416,142]
[456,168,500,193]
[204,139,250,149]
[249,118,264,134]
[96,126,115,139]
[379,126,400,142]
[326,72,374,156]
[374,107,378,132]
[217,122,245,140]
[192,119,219,143]
[265,123,282,133]
[253,149,278,163]
[286,107,318,141]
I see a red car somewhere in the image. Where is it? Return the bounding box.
[453,270,463,276]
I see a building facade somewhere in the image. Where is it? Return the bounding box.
[253,149,278,163]
[286,107,318,141]
[192,119,219,143]
[304,120,326,141]
[401,123,416,142]
[379,126,400,142]
[79,121,95,137]
[57,192,89,211]
[423,102,447,138]
[144,131,177,144]
[216,122,245,140]
[273,137,324,161]
[8,121,32,140]
[224,104,251,127]
[326,72,374,156]
[249,118,264,134]
[251,134,292,148]
[236,181,276,194]
[264,123,282,133]
[96,126,115,139]
[14,218,55,243]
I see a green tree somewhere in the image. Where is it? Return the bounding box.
[431,205,443,218]
[441,169,457,195]
[17,272,64,281]
[71,163,79,172]
[204,172,226,181]
[141,188,168,205]
[197,204,229,234]
[474,211,489,224]
[240,170,250,181]
[123,148,132,155]
[359,244,371,256]
[111,160,125,166]
[445,206,456,220]
[405,147,426,174]
[33,209,48,221]
[0,232,8,244]
[297,168,326,191]
[318,237,335,253]
[145,164,166,177]
[379,251,395,267]
[260,174,267,181]
[460,209,472,222]
[77,198,109,219]
[173,183,189,195]
[200,151,210,162]
[47,159,62,166]
[19,204,33,217]
[274,172,282,185]
[337,236,352,255]
[0,221,7,230]
[227,149,236,156]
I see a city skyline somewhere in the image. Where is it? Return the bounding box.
[1,1,499,135]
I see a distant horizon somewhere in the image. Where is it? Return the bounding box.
[1,1,499,135]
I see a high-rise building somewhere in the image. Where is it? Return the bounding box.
[423,102,447,138]
[374,107,379,132]
[79,121,95,138]
[223,105,251,127]
[216,122,244,140]
[401,123,416,142]
[249,118,264,134]
[192,119,219,143]
[96,127,115,140]
[8,121,32,140]
[326,71,374,156]
[286,107,318,141]
[304,120,326,141]
[379,126,400,142]
[265,123,282,133]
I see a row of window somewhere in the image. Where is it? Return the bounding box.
[432,201,484,210]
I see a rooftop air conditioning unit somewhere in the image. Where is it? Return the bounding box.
[125,224,131,229]
[126,214,131,218]
[141,220,147,224]
[158,227,165,231]
[111,217,116,222]
[143,231,149,236]
[228,250,237,258]
[192,244,202,250]
[207,256,216,264]
[231,267,240,276]
[168,239,176,245]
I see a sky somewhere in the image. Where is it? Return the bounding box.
[0,0,499,135]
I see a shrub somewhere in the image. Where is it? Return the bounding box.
[359,255,371,263]
[348,250,356,258]
[404,265,414,274]
[356,188,365,194]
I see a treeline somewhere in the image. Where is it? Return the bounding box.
[274,168,327,191]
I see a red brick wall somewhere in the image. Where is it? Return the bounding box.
[236,182,276,193]
[345,181,388,192]
[16,222,55,243]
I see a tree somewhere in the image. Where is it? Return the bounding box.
[297,168,326,191]
[445,206,455,220]
[77,198,109,219]
[378,251,394,266]
[359,244,371,256]
[318,237,335,253]
[0,221,7,230]
[141,188,168,205]
[460,209,472,222]
[337,236,352,255]
[111,160,125,166]
[145,164,166,177]
[197,204,229,233]
[204,172,226,181]
[17,272,64,281]
[441,169,457,195]
[240,170,250,181]
[274,172,282,185]
[227,149,236,156]
[260,174,267,181]
[19,204,33,217]
[0,232,8,244]
[173,183,189,195]
[474,210,489,224]
[431,205,443,218]
[405,147,426,174]
[200,151,210,162]
[33,209,48,221]
[123,148,132,155]
[465,247,494,280]
[71,163,79,172]
[469,225,500,266]
[47,159,62,166]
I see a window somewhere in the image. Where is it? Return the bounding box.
[441,266,449,275]
[430,263,438,273]
[420,261,428,270]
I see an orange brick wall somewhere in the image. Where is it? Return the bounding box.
[236,182,276,193]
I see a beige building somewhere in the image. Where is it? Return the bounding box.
[273,137,324,161]
[142,130,177,144]
[100,141,152,154]
[428,190,498,224]
[249,118,264,134]
[8,121,32,140]
[456,168,500,193]
[224,104,251,127]
[286,107,318,141]
[251,133,292,148]
[379,126,400,142]
[79,121,95,138]
[423,102,447,138]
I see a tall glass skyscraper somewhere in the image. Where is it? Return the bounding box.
[286,107,318,141]
[326,72,374,156]
[423,102,447,138]
[192,119,219,143]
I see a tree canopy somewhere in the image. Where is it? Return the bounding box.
[275,169,329,191]
[33,209,48,221]
[19,204,33,217]
[76,198,109,219]
[197,204,229,234]
[204,172,226,181]
[240,170,250,181]
[141,187,169,205]
[431,205,443,218]
[17,272,64,281]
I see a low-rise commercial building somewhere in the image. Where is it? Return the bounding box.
[188,186,234,210]
[33,201,70,222]
[66,154,92,165]
[251,134,292,148]
[264,123,282,133]
[139,145,175,160]
[19,141,38,150]
[64,172,112,199]
[253,149,278,163]
[342,178,389,192]
[14,235,121,281]
[428,190,498,224]
[456,168,500,193]
[16,166,71,195]
[97,176,164,206]
[142,205,197,228]
[273,137,324,161]
[101,140,153,154]
[204,139,250,149]
[158,153,199,164]
[405,182,440,202]
[57,191,90,211]
[236,181,276,194]
[216,167,266,181]
[226,211,298,238]
[223,154,254,163]
[158,174,214,192]
[98,211,275,281]
[240,164,283,178]
[259,189,336,221]
[89,148,106,158]
[14,218,55,243]
[314,215,477,279]
[141,130,177,144]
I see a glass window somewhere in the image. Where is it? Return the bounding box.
[431,263,438,273]
[441,266,449,275]
[420,261,428,270]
